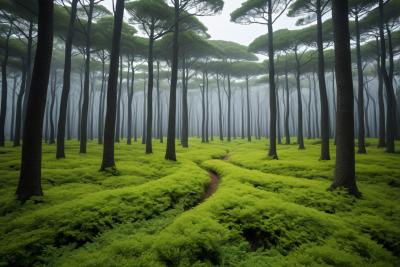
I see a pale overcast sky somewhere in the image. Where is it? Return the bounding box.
[100,0,332,62]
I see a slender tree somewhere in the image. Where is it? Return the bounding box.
[231,0,293,159]
[100,0,124,171]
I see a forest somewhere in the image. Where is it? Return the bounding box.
[0,0,399,266]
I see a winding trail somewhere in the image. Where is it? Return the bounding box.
[199,155,231,204]
[200,154,261,252]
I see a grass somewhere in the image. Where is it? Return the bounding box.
[0,136,399,266]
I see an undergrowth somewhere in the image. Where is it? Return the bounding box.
[0,137,398,266]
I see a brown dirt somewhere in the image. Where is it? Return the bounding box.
[221,155,231,161]
[199,170,220,203]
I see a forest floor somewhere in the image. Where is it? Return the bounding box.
[0,137,399,267]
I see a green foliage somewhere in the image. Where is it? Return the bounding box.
[0,137,398,266]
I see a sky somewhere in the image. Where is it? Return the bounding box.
[100,0,332,62]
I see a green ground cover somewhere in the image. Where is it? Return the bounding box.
[0,137,399,266]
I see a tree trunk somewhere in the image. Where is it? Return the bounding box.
[45,100,49,143]
[14,61,26,147]
[79,0,94,153]
[267,1,277,159]
[295,51,305,150]
[98,56,105,144]
[378,0,394,153]
[227,74,231,142]
[201,74,206,143]
[56,0,78,157]
[246,77,251,142]
[146,33,154,153]
[376,37,386,147]
[217,75,223,141]
[285,67,290,144]
[355,15,366,153]
[21,18,33,138]
[165,0,179,161]
[142,78,146,144]
[16,0,53,201]
[328,0,359,197]
[100,0,124,170]
[127,63,134,145]
[316,0,330,159]
[10,75,17,142]
[49,70,56,145]
[115,55,123,143]
[206,73,209,142]
[0,27,11,146]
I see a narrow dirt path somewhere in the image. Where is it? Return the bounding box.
[200,154,261,251]
[199,154,230,203]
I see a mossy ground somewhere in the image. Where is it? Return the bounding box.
[0,137,399,266]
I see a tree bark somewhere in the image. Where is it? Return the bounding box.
[246,77,251,142]
[295,51,305,150]
[49,70,56,145]
[115,55,123,143]
[378,0,394,153]
[79,0,94,153]
[217,74,223,141]
[316,0,330,159]
[355,14,366,153]
[56,0,78,157]
[100,0,124,170]
[376,37,386,147]
[16,0,53,201]
[328,0,359,197]
[267,0,277,159]
[146,32,154,153]
[165,0,179,161]
[14,61,26,147]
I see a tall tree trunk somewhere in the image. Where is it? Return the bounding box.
[328,0,359,197]
[217,75,223,141]
[100,0,124,170]
[308,76,312,139]
[49,71,56,145]
[246,77,251,142]
[242,93,245,139]
[16,0,53,201]
[127,63,134,145]
[10,75,17,142]
[378,0,394,153]
[267,0,277,158]
[386,27,399,140]
[355,14,366,153]
[181,56,189,147]
[285,67,290,144]
[45,100,49,143]
[146,32,154,153]
[277,90,281,144]
[56,0,78,157]
[14,61,26,147]
[206,73,209,142]
[21,18,33,138]
[67,94,71,140]
[312,71,319,138]
[165,0,179,161]
[201,74,206,143]
[98,57,105,144]
[79,0,94,153]
[295,51,305,150]
[0,26,11,146]
[142,78,146,144]
[115,56,123,143]
[376,37,386,147]
[78,72,83,141]
[316,0,330,159]
[227,74,231,142]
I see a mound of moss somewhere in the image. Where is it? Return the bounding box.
[0,137,398,266]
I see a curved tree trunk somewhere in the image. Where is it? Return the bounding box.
[328,0,359,197]
[100,0,124,170]
[16,0,53,201]
[56,0,78,157]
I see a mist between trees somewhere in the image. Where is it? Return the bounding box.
[0,0,399,200]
